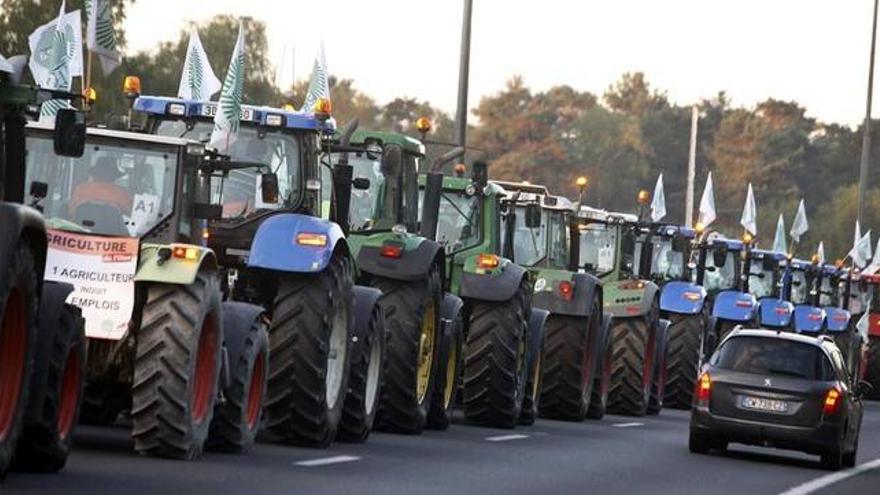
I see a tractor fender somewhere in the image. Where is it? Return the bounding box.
[0,203,47,290]
[440,292,465,324]
[353,285,383,343]
[711,290,757,323]
[793,305,825,334]
[247,213,347,273]
[532,272,601,317]
[604,281,659,318]
[526,308,549,369]
[460,260,528,303]
[25,280,75,419]
[758,298,794,329]
[357,238,445,282]
[659,281,706,315]
[135,243,218,285]
[824,307,851,333]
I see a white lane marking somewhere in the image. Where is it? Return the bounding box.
[295,455,361,467]
[779,457,880,495]
[485,434,529,442]
[612,422,645,428]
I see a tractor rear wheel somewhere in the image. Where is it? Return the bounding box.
[539,311,597,421]
[462,281,530,428]
[864,336,880,399]
[663,314,703,409]
[132,272,223,460]
[0,242,39,479]
[372,267,442,434]
[427,308,463,430]
[264,255,353,447]
[15,300,85,472]
[607,314,657,416]
[338,300,386,442]
[207,303,269,454]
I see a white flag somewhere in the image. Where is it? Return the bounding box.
[740,183,757,236]
[178,31,222,101]
[697,172,716,229]
[650,173,666,222]
[301,41,329,113]
[816,241,825,264]
[0,54,11,73]
[851,228,873,269]
[856,310,870,342]
[28,2,83,121]
[866,239,880,275]
[773,213,787,254]
[790,199,808,243]
[86,0,120,75]
[210,23,246,155]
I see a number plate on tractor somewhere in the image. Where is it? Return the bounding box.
[740,396,788,413]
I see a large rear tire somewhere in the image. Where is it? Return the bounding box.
[865,336,880,399]
[586,319,612,420]
[131,271,223,460]
[462,281,529,428]
[663,314,703,409]
[538,310,598,421]
[646,321,669,416]
[427,308,463,431]
[607,314,657,417]
[338,299,386,442]
[264,255,353,447]
[207,302,269,454]
[0,242,39,478]
[15,300,85,473]
[372,267,442,434]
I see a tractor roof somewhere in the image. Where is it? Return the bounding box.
[577,205,637,224]
[342,129,425,155]
[28,121,197,148]
[419,173,505,195]
[654,224,696,238]
[492,180,574,211]
[704,236,745,251]
[750,248,788,261]
[789,258,814,271]
[133,95,334,133]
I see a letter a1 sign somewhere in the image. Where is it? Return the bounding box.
[43,229,138,340]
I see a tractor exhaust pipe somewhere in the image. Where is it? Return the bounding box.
[420,172,443,241]
[332,118,360,235]
[430,147,466,173]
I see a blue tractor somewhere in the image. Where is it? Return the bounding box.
[787,258,829,335]
[749,249,794,330]
[694,235,756,350]
[133,95,386,446]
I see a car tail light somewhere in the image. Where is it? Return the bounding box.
[558,281,573,301]
[694,372,711,405]
[380,243,403,259]
[476,253,500,270]
[823,387,842,415]
[618,280,645,291]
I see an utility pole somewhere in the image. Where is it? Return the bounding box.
[859,0,879,226]
[685,106,699,227]
[454,0,473,148]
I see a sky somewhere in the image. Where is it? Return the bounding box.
[123,0,878,127]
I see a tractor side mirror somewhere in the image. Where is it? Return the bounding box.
[29,181,48,200]
[525,203,542,228]
[763,255,777,272]
[352,177,371,190]
[53,108,86,158]
[194,203,222,220]
[260,173,279,204]
[712,246,728,267]
[671,232,689,253]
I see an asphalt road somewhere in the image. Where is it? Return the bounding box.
[6,403,880,495]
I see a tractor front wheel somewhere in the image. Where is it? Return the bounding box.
[663,314,703,409]
[338,298,386,442]
[607,314,657,417]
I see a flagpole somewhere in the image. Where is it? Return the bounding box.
[685,106,698,227]
[858,0,879,226]
[85,49,93,92]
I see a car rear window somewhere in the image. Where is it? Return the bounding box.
[711,336,835,380]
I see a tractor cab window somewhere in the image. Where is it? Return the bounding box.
[790,269,808,304]
[156,120,302,219]
[702,248,737,293]
[499,204,548,267]
[332,152,387,231]
[819,275,835,306]
[25,133,177,237]
[433,188,482,254]
[649,236,684,282]
[748,259,776,299]
[547,210,569,269]
[579,222,617,275]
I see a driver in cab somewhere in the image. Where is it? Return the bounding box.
[69,155,132,216]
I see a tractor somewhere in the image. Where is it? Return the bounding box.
[749,249,794,330]
[324,126,461,433]
[0,75,87,476]
[134,94,385,446]
[23,121,270,459]
[421,163,548,427]
[574,205,669,416]
[491,180,609,421]
[786,258,831,334]
[693,234,754,350]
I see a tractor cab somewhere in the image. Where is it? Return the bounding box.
[786,258,828,334]
[695,236,745,296]
[748,249,793,329]
[636,224,695,285]
[575,206,641,282]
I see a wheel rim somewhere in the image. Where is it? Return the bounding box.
[416,300,436,405]
[191,315,218,424]
[0,289,26,441]
[246,352,266,430]
[364,331,382,416]
[325,305,348,409]
[57,345,82,440]
[443,339,458,408]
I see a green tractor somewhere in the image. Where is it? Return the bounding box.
[23,122,270,459]
[324,126,462,432]
[491,181,610,421]
[0,76,87,476]
[423,163,548,427]
[574,205,669,416]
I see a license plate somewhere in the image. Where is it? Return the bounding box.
[740,396,788,413]
[200,103,253,121]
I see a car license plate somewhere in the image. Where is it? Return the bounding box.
[740,396,788,413]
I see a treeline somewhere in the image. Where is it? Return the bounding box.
[2,0,878,259]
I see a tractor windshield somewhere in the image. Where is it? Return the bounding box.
[579,222,617,275]
[155,120,302,218]
[702,248,737,293]
[819,274,836,306]
[747,259,777,299]
[648,236,684,282]
[25,133,177,237]
[500,205,547,266]
[333,152,388,231]
[790,268,809,304]
[434,189,482,254]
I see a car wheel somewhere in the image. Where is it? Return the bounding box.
[688,430,711,454]
[843,438,858,468]
[821,447,843,471]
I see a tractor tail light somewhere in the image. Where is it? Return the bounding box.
[683,291,701,301]
[380,243,403,259]
[476,254,500,270]
[823,387,841,415]
[619,280,645,291]
[172,246,199,261]
[296,233,328,247]
[558,281,573,301]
